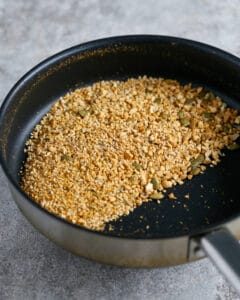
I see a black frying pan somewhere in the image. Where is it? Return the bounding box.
[0,35,240,293]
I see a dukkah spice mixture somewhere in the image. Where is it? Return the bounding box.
[21,77,240,230]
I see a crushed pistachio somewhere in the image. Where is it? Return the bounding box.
[180,117,190,127]
[178,111,185,118]
[203,112,214,120]
[132,161,142,171]
[78,109,88,118]
[198,89,215,101]
[227,143,240,150]
[204,92,215,101]
[185,98,195,105]
[154,97,161,104]
[90,189,98,196]
[61,154,70,161]
[145,182,154,194]
[191,154,205,168]
[21,77,240,231]
[223,124,231,133]
[191,167,201,175]
[150,192,164,200]
[151,177,159,190]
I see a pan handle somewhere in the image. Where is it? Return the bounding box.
[200,229,240,294]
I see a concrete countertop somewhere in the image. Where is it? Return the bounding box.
[0,0,240,299]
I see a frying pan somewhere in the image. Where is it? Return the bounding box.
[0,35,240,293]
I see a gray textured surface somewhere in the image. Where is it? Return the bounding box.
[1,0,240,299]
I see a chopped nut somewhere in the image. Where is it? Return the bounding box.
[223,124,231,132]
[168,192,177,200]
[60,154,70,161]
[140,171,148,185]
[124,151,133,160]
[191,154,205,168]
[78,109,88,118]
[203,112,214,120]
[145,183,154,194]
[235,116,240,124]
[162,180,172,189]
[151,177,159,190]
[178,111,185,118]
[204,92,215,101]
[198,89,207,98]
[150,192,164,200]
[191,167,201,175]
[21,77,240,231]
[180,117,190,127]
[132,161,142,171]
[154,97,161,104]
[185,97,195,105]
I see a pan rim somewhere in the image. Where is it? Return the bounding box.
[1,34,240,240]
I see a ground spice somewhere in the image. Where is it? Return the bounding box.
[21,77,240,230]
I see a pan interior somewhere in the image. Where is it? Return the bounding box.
[1,37,240,238]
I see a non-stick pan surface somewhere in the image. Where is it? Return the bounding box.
[0,35,240,241]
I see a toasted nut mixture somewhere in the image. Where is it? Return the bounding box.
[21,77,240,230]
